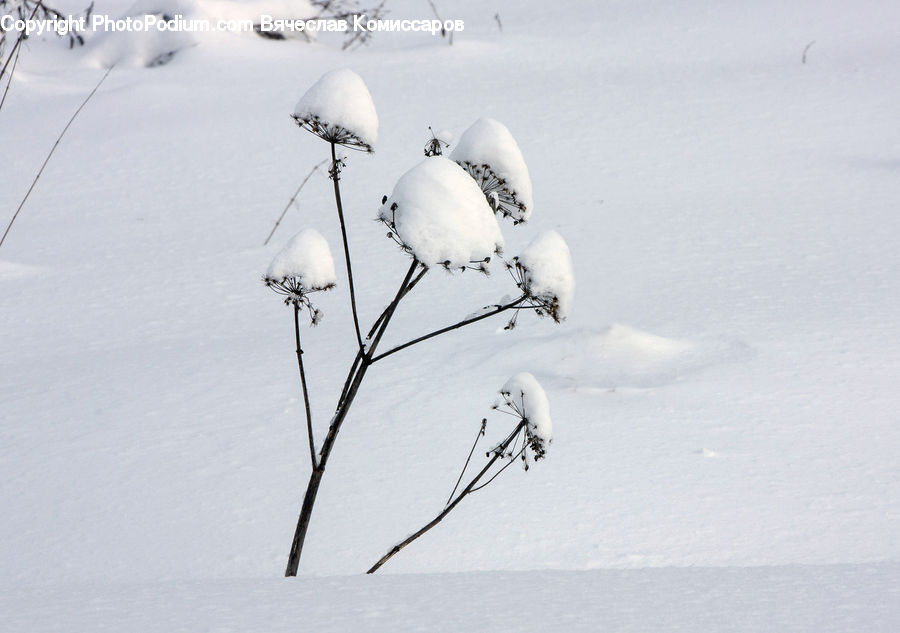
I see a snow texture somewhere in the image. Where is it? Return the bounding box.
[265,228,336,291]
[86,1,197,68]
[293,69,379,151]
[379,156,504,268]
[500,372,552,460]
[451,118,534,223]
[516,230,575,321]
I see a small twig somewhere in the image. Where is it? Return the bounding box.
[294,304,318,470]
[802,40,815,64]
[1,64,114,250]
[494,13,502,32]
[447,418,486,504]
[264,159,327,246]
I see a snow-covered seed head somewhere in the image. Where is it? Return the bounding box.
[377,156,504,271]
[496,372,552,464]
[292,69,378,153]
[511,230,575,323]
[450,118,533,224]
[264,229,337,322]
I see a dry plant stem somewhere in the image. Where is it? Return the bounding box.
[366,420,526,574]
[329,142,364,350]
[284,260,419,577]
[264,159,327,246]
[0,40,21,112]
[294,304,317,470]
[0,2,39,82]
[370,295,527,363]
[0,64,114,250]
[447,420,484,504]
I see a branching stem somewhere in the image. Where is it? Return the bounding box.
[366,420,526,574]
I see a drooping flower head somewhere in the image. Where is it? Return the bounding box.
[292,69,379,153]
[509,230,574,323]
[495,372,552,465]
[264,229,337,323]
[451,118,533,224]
[378,156,504,272]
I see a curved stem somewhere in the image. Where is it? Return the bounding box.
[294,305,317,470]
[330,142,364,350]
[1,64,115,250]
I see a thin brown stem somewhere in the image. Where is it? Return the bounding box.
[330,142,364,350]
[0,2,39,83]
[264,159,327,246]
[0,38,22,112]
[447,419,485,505]
[369,295,527,364]
[294,304,317,470]
[1,64,114,250]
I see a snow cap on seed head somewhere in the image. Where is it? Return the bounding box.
[496,372,552,463]
[292,69,378,153]
[264,229,336,322]
[451,118,533,224]
[510,230,574,323]
[378,156,504,271]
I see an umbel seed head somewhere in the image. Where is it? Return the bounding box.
[264,229,337,322]
[292,69,379,153]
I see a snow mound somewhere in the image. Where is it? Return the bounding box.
[292,69,378,152]
[85,1,196,68]
[490,326,754,391]
[451,118,533,224]
[498,372,552,461]
[514,230,574,322]
[378,156,504,269]
[265,228,336,291]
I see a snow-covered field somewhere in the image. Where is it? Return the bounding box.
[2,0,898,630]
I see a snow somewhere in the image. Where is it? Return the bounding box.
[516,230,575,321]
[378,156,504,268]
[3,564,898,632]
[83,0,200,68]
[292,69,379,152]
[451,118,534,224]
[499,372,552,460]
[265,228,337,291]
[2,0,900,629]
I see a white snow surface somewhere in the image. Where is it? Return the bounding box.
[379,156,504,268]
[500,371,552,453]
[518,230,575,320]
[293,69,379,148]
[265,228,336,290]
[451,117,534,222]
[2,0,900,630]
